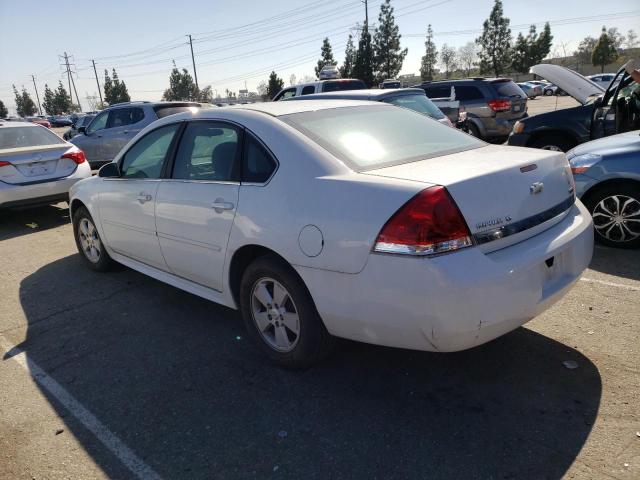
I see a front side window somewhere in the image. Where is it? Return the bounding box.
[86,111,108,134]
[277,88,297,101]
[281,105,483,171]
[243,134,276,183]
[120,124,180,179]
[108,108,145,128]
[172,122,240,181]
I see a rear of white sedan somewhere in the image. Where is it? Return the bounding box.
[0,121,91,209]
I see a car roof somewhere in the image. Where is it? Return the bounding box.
[221,99,385,117]
[0,121,37,128]
[286,88,424,101]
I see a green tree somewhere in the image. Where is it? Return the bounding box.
[13,85,36,117]
[420,24,438,81]
[534,22,553,63]
[592,26,619,73]
[0,100,8,118]
[42,84,56,115]
[198,86,213,103]
[476,0,512,76]
[339,35,356,78]
[162,63,199,101]
[352,26,375,87]
[104,68,130,105]
[511,32,530,74]
[574,36,597,70]
[267,71,284,99]
[315,38,336,77]
[53,81,73,114]
[372,0,407,83]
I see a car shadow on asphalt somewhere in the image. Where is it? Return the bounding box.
[588,244,640,281]
[8,254,602,480]
[0,203,70,241]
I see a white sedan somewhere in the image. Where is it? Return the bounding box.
[69,101,593,368]
[0,121,90,208]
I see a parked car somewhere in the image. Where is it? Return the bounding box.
[567,130,640,248]
[70,101,201,169]
[587,73,616,88]
[508,64,639,151]
[26,116,51,128]
[272,79,367,101]
[69,100,592,368]
[0,121,90,209]
[63,114,96,140]
[380,79,402,89]
[417,78,527,142]
[50,115,73,127]
[543,83,560,96]
[284,88,459,128]
[517,82,539,98]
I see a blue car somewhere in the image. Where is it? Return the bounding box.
[568,130,640,248]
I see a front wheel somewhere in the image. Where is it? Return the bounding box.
[584,184,640,249]
[530,134,576,152]
[239,255,333,369]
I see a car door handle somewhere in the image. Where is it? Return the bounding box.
[211,199,234,213]
[136,193,153,204]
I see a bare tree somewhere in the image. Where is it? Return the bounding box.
[457,42,478,76]
[289,74,297,86]
[440,44,457,79]
[299,74,316,83]
[551,41,571,67]
[257,81,268,101]
[625,29,638,49]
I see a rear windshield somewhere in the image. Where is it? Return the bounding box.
[153,104,200,119]
[491,80,525,98]
[280,105,482,171]
[322,80,366,93]
[384,94,445,119]
[0,126,66,149]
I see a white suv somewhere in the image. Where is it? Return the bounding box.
[272,79,366,101]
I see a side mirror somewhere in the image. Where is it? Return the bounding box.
[78,126,86,134]
[98,162,120,178]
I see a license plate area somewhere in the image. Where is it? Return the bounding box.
[541,249,571,299]
[21,160,57,177]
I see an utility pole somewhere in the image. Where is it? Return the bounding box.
[91,60,103,106]
[187,34,199,89]
[363,0,368,27]
[30,75,42,116]
[63,52,73,105]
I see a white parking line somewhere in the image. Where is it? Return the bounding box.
[580,277,639,292]
[0,335,162,480]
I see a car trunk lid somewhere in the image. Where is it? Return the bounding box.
[0,144,78,185]
[364,145,575,252]
[530,64,604,105]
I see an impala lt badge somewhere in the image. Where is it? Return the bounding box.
[476,215,512,230]
[530,182,544,195]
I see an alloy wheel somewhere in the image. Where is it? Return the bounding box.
[78,217,102,263]
[592,194,640,243]
[251,277,300,352]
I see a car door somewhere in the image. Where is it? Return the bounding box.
[100,107,146,161]
[99,123,181,270]
[75,110,109,163]
[155,121,242,291]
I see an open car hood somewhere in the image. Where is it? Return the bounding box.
[530,64,605,105]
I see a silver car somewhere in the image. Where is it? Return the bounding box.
[71,101,201,169]
[0,121,91,209]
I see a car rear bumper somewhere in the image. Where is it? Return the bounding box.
[0,162,91,208]
[296,201,593,352]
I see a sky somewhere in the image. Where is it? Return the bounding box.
[1,0,639,114]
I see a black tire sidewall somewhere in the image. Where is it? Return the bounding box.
[72,206,114,271]
[239,255,330,369]
[583,184,640,249]
[531,135,574,152]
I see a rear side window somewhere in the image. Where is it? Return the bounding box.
[108,108,145,128]
[322,80,366,92]
[172,122,240,181]
[120,124,180,179]
[301,86,316,95]
[491,81,524,98]
[0,126,65,149]
[423,85,451,98]
[242,134,277,183]
[455,86,483,101]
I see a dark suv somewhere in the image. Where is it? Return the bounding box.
[416,78,527,142]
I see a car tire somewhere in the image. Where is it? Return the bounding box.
[467,122,481,139]
[239,254,334,369]
[544,89,553,96]
[72,206,116,271]
[530,134,575,152]
[583,184,640,249]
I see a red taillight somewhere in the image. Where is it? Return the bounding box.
[0,161,10,167]
[373,186,473,256]
[61,147,86,165]
[487,99,511,112]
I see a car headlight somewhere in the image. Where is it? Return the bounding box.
[512,121,525,134]
[569,153,602,174]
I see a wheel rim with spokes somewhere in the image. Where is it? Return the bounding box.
[541,144,563,151]
[592,194,640,243]
[78,217,102,263]
[251,277,300,352]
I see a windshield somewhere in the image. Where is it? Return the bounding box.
[0,126,66,149]
[280,105,482,171]
[383,94,445,119]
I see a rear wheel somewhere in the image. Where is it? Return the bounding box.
[530,134,575,152]
[73,206,115,271]
[239,255,333,369]
[467,122,481,139]
[544,89,553,96]
[583,184,640,249]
